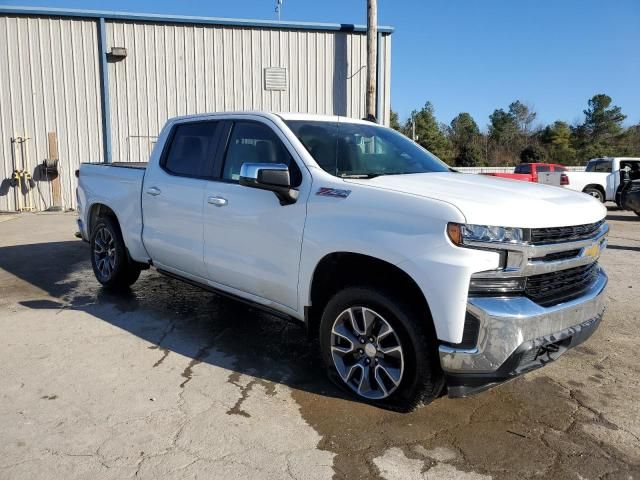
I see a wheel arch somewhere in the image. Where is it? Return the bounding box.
[306,252,434,339]
[582,184,606,201]
[88,203,149,270]
[88,203,120,237]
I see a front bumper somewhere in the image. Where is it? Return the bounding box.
[440,268,608,397]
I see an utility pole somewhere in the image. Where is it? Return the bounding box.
[412,115,416,141]
[366,0,377,121]
[275,0,283,21]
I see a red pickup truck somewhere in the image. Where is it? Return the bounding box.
[484,163,568,183]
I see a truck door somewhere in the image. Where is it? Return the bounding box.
[202,119,310,311]
[142,120,222,280]
[598,160,615,200]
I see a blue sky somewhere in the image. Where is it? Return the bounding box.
[3,0,639,129]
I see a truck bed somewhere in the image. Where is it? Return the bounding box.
[481,172,532,182]
[78,161,148,262]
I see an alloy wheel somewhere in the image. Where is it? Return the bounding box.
[587,190,603,202]
[330,306,405,400]
[93,226,116,280]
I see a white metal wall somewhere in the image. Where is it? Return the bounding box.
[0,13,392,212]
[0,15,103,212]
[106,21,392,162]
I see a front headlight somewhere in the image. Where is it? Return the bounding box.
[447,223,525,246]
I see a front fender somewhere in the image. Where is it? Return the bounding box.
[298,182,500,343]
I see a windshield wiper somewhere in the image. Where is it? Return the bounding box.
[340,171,427,178]
[339,173,381,179]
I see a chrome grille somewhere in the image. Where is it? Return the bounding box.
[525,262,600,307]
[530,220,604,244]
[533,249,581,262]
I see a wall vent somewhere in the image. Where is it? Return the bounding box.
[264,67,287,91]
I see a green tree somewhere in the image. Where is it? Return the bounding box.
[389,110,402,131]
[509,100,536,134]
[488,108,520,165]
[582,94,626,142]
[488,101,538,165]
[520,145,546,163]
[408,102,452,162]
[449,113,482,167]
[488,108,518,145]
[623,124,640,156]
[573,94,628,162]
[539,121,577,164]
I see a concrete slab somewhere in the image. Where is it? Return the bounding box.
[0,209,639,479]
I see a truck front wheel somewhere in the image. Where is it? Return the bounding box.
[90,216,141,289]
[319,286,443,412]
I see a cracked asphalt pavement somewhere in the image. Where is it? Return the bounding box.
[0,209,639,479]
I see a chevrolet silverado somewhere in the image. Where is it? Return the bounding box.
[77,112,609,411]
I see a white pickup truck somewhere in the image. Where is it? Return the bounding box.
[77,112,609,411]
[563,157,640,204]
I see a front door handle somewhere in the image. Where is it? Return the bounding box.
[146,186,161,196]
[207,196,228,207]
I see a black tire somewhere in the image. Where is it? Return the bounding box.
[635,211,640,217]
[90,216,141,289]
[584,187,605,203]
[319,286,443,412]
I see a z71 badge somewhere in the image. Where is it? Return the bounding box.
[316,187,351,198]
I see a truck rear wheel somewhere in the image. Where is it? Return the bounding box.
[319,286,443,412]
[584,187,605,203]
[90,216,141,289]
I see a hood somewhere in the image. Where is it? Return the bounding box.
[344,172,607,228]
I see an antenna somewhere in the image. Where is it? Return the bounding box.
[275,0,283,21]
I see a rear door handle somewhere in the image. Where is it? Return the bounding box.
[146,186,161,196]
[207,196,228,207]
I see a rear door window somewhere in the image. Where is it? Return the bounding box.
[595,161,612,173]
[536,165,550,172]
[162,122,219,177]
[586,160,612,173]
[585,160,600,172]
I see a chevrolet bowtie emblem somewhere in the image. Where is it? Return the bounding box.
[584,242,601,259]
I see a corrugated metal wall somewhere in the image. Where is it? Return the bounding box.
[106,21,392,162]
[0,12,392,211]
[0,15,103,212]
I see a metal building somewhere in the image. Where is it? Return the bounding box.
[0,6,393,212]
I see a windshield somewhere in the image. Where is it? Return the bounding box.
[285,120,450,178]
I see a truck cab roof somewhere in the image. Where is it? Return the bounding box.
[164,111,377,126]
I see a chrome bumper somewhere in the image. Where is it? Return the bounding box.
[440,268,607,395]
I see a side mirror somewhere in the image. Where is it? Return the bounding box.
[239,163,299,205]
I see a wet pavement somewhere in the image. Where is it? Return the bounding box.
[0,210,639,479]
